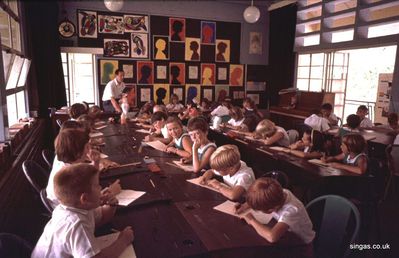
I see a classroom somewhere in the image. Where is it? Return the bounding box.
[0,0,399,257]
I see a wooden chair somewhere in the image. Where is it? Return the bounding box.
[22,160,49,194]
[306,195,360,258]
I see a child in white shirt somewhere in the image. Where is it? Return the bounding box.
[304,111,330,132]
[199,144,255,201]
[32,163,134,258]
[255,119,290,147]
[166,94,184,112]
[356,105,373,128]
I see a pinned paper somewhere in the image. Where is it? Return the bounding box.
[96,232,136,258]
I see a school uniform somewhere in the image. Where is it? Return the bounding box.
[31,205,102,258]
[360,117,373,128]
[275,126,290,147]
[46,156,69,208]
[211,105,230,117]
[174,133,190,150]
[214,161,255,191]
[304,114,330,132]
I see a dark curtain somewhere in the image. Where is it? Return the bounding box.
[23,1,67,118]
[268,4,297,106]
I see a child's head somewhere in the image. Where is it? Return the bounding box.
[302,129,324,152]
[166,116,183,139]
[346,114,361,129]
[187,116,209,143]
[356,105,369,119]
[229,106,243,121]
[255,119,276,139]
[387,112,398,127]
[221,98,232,109]
[151,111,168,130]
[246,177,285,213]
[210,144,241,175]
[54,163,101,209]
[88,105,102,120]
[153,104,167,114]
[60,120,85,132]
[201,98,210,109]
[77,114,94,133]
[320,103,333,117]
[140,101,154,114]
[69,103,87,120]
[55,129,90,163]
[170,94,179,104]
[187,100,197,109]
[242,116,258,132]
[341,134,366,155]
[243,97,254,110]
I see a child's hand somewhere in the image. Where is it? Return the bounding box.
[320,155,328,163]
[180,157,191,164]
[207,179,221,189]
[166,147,177,154]
[329,162,342,169]
[192,139,201,151]
[88,149,101,163]
[243,212,256,225]
[108,179,122,195]
[118,226,134,246]
[234,202,249,214]
[99,159,119,171]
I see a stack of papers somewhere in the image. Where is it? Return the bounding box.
[145,141,167,151]
[96,232,136,258]
[115,189,146,206]
[213,200,273,224]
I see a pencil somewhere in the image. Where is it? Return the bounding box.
[150,179,156,188]
[117,161,142,168]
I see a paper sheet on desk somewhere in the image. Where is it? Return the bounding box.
[135,129,151,134]
[100,153,109,159]
[116,189,146,206]
[269,146,288,152]
[213,200,273,224]
[244,136,263,142]
[96,232,136,258]
[308,159,329,167]
[186,178,229,193]
[90,132,104,138]
[94,125,107,130]
[172,160,193,172]
[145,140,167,151]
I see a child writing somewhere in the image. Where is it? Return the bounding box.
[32,163,134,258]
[356,105,373,128]
[224,106,245,130]
[283,129,324,159]
[185,117,217,173]
[165,117,193,158]
[199,144,255,201]
[235,177,315,248]
[166,94,184,113]
[254,119,290,147]
[321,133,368,175]
[144,111,171,144]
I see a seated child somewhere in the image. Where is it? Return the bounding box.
[77,114,95,133]
[153,104,168,114]
[211,99,231,118]
[166,94,184,112]
[199,98,211,113]
[136,101,154,123]
[356,105,373,128]
[144,111,171,144]
[165,117,193,158]
[225,106,245,130]
[32,164,134,258]
[304,110,330,132]
[321,133,368,175]
[236,177,315,247]
[378,112,399,131]
[243,97,263,120]
[179,100,200,121]
[47,128,120,208]
[185,117,217,173]
[320,103,338,126]
[284,129,324,159]
[339,114,361,138]
[199,144,255,201]
[88,105,103,121]
[255,119,290,147]
[68,103,87,120]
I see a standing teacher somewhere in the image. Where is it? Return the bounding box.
[102,69,125,113]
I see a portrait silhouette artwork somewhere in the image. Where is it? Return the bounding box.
[202,66,214,85]
[216,42,227,62]
[230,67,243,86]
[201,22,215,44]
[187,86,198,104]
[170,65,181,85]
[139,65,152,84]
[190,41,200,61]
[171,19,184,41]
[155,87,167,105]
[155,38,167,60]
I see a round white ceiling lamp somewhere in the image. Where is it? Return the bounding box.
[243,0,260,23]
[104,0,124,12]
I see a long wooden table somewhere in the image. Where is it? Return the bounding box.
[97,122,307,258]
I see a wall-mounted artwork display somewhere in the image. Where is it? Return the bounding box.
[154,84,169,105]
[247,93,260,105]
[233,90,245,99]
[229,64,244,86]
[170,86,184,104]
[169,18,185,42]
[202,87,214,102]
[78,10,97,38]
[188,65,199,80]
[137,61,154,84]
[169,63,185,85]
[185,38,200,61]
[131,33,149,59]
[156,64,168,80]
[249,32,262,55]
[215,85,230,102]
[124,84,137,107]
[100,59,118,85]
[98,15,124,34]
[247,81,266,91]
[217,67,227,81]
[201,63,215,85]
[103,39,129,57]
[122,64,134,79]
[140,87,152,102]
[153,36,169,60]
[124,15,148,33]
[216,63,229,85]
[215,39,230,62]
[186,84,200,104]
[201,21,216,44]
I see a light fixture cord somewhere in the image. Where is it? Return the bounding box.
[251,0,254,6]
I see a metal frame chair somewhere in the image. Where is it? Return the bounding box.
[41,149,54,170]
[40,189,54,213]
[261,170,290,188]
[22,160,49,194]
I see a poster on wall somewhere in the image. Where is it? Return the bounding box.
[156,65,167,80]
[201,63,215,85]
[169,18,186,42]
[140,88,151,102]
[374,73,393,123]
[154,84,169,105]
[186,84,200,104]
[217,67,227,81]
[99,59,118,85]
[249,32,262,55]
[203,88,213,101]
[201,21,216,44]
[78,10,97,38]
[153,36,169,60]
[137,61,154,84]
[247,81,266,91]
[215,85,229,102]
[169,63,185,85]
[124,84,137,107]
[188,65,199,80]
[98,15,124,34]
[215,39,230,62]
[171,87,184,102]
[131,33,149,59]
[123,64,134,79]
[185,38,200,61]
[103,39,130,57]
[247,93,260,105]
[229,64,244,86]
[124,15,149,33]
[233,90,245,100]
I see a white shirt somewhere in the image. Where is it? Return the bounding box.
[394,134,399,145]
[228,118,245,127]
[102,78,125,101]
[46,156,70,208]
[161,125,170,139]
[275,126,290,147]
[360,117,373,128]
[304,114,330,132]
[214,161,255,191]
[166,103,184,112]
[329,113,338,124]
[31,205,102,258]
[271,189,315,244]
[211,105,230,117]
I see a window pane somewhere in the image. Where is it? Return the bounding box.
[331,80,346,92]
[7,94,17,125]
[6,55,24,89]
[310,66,323,78]
[0,8,11,48]
[62,63,68,75]
[74,53,93,63]
[17,59,31,87]
[8,1,18,17]
[309,79,322,91]
[73,77,95,103]
[10,18,21,51]
[297,67,310,78]
[297,79,309,90]
[311,53,324,65]
[298,54,310,66]
[2,50,14,81]
[61,52,67,63]
[74,63,93,77]
[16,90,26,119]
[335,93,345,105]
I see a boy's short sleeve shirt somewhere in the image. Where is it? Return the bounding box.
[214,161,255,190]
